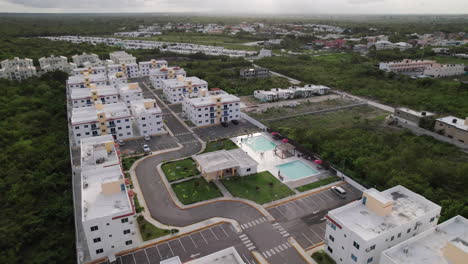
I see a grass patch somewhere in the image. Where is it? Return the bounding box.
[122,155,143,171]
[203,139,239,153]
[162,158,199,182]
[296,176,341,192]
[222,171,295,204]
[172,178,223,205]
[133,193,144,213]
[137,215,173,241]
[312,250,336,264]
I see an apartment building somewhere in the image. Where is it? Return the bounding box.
[107,63,140,78]
[149,66,186,89]
[80,135,137,261]
[182,89,241,126]
[379,59,435,74]
[130,99,164,136]
[324,186,441,264]
[254,85,330,102]
[71,101,133,145]
[67,73,108,89]
[109,51,137,65]
[72,52,103,67]
[70,85,119,108]
[381,215,468,264]
[138,59,168,76]
[72,66,107,76]
[393,108,435,126]
[435,116,468,143]
[240,67,270,79]
[108,72,128,89]
[0,57,37,81]
[423,63,465,77]
[39,55,77,73]
[118,83,143,105]
[162,76,208,104]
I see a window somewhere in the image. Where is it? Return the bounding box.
[367,257,374,263]
[329,235,335,242]
[391,236,394,241]
[331,223,337,230]
[141,117,146,120]
[351,254,357,262]
[246,168,251,172]
[75,126,79,130]
[327,246,333,253]
[370,244,376,250]
[398,233,401,238]
[430,217,435,222]
[90,226,99,232]
[121,218,129,223]
[76,133,81,137]
[362,196,367,205]
[93,237,101,243]
[353,241,360,250]
[96,248,104,254]
[125,240,133,245]
[123,229,131,235]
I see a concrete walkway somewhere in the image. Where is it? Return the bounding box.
[214,181,233,198]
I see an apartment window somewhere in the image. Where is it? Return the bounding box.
[125,119,129,122]
[247,168,251,172]
[141,117,146,120]
[75,126,79,130]
[407,228,411,233]
[126,126,130,128]
[351,254,357,262]
[90,226,98,231]
[125,240,133,245]
[398,233,401,238]
[430,217,435,222]
[370,244,375,250]
[117,120,121,123]
[85,132,90,135]
[84,125,89,128]
[121,218,129,223]
[127,132,131,135]
[353,241,360,250]
[367,257,374,263]
[142,124,146,127]
[76,133,81,137]
[331,223,337,230]
[93,237,101,243]
[391,236,394,241]
[329,235,335,242]
[96,248,104,254]
[123,229,131,235]
[327,246,333,253]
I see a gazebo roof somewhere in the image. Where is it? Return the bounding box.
[276,143,295,151]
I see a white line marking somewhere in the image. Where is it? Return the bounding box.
[243,253,252,264]
[283,242,290,248]
[220,225,230,237]
[167,242,175,257]
[301,232,314,245]
[132,253,137,264]
[248,246,256,250]
[262,252,268,258]
[255,219,261,225]
[209,228,219,240]
[239,234,247,238]
[266,251,271,257]
[283,233,290,237]
[189,234,198,248]
[144,249,151,263]
[309,227,324,242]
[199,231,209,245]
[155,244,163,259]
[241,224,246,229]
[272,223,279,227]
[269,249,276,255]
[274,247,281,253]
[278,245,284,251]
[280,230,287,234]
[241,236,249,241]
[318,224,326,232]
[245,243,253,248]
[177,238,186,252]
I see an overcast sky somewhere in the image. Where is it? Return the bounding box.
[0,0,467,14]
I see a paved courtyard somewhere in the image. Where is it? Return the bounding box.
[193,119,260,142]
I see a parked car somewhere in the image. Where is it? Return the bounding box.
[117,139,125,146]
[142,144,150,153]
[144,135,151,141]
[221,122,229,127]
[231,120,239,125]
[331,186,347,199]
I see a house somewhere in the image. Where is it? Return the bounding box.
[0,57,37,81]
[253,85,330,102]
[258,48,272,58]
[108,72,128,89]
[109,51,137,65]
[423,63,465,77]
[149,66,186,89]
[324,186,441,264]
[70,85,119,108]
[72,52,103,67]
[393,108,435,126]
[72,66,107,76]
[379,59,435,75]
[130,99,164,136]
[67,73,108,89]
[107,63,140,78]
[435,116,468,143]
[240,68,270,79]
[39,55,76,73]
[118,83,143,105]
[161,76,208,104]
[380,215,468,264]
[193,149,258,181]
[138,59,168,76]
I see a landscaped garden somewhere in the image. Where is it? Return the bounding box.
[296,176,341,192]
[137,215,173,241]
[203,139,239,153]
[221,171,295,204]
[122,155,144,171]
[162,158,199,182]
[311,250,336,264]
[172,178,223,205]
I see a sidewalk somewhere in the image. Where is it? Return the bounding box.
[214,181,233,198]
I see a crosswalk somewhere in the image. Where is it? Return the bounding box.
[241,217,268,230]
[272,222,290,238]
[174,132,192,136]
[239,234,256,251]
[261,242,293,259]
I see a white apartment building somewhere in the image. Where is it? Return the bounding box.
[182,89,241,126]
[80,135,137,261]
[130,99,164,136]
[67,73,108,89]
[70,85,119,108]
[254,85,330,102]
[324,186,441,264]
[109,51,137,65]
[0,57,37,81]
[162,76,208,104]
[71,101,133,145]
[381,215,468,264]
[379,59,435,73]
[39,55,77,73]
[423,63,465,77]
[108,72,128,89]
[149,66,186,89]
[258,48,272,58]
[118,83,143,105]
[138,59,168,76]
[72,66,107,76]
[107,63,140,78]
[72,52,103,67]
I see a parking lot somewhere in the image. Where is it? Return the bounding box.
[267,183,362,249]
[97,223,257,264]
[119,134,179,156]
[194,119,260,142]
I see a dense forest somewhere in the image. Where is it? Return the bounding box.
[257,53,468,117]
[0,72,75,263]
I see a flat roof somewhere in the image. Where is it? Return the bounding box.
[68,73,107,84]
[80,135,119,169]
[396,107,436,117]
[187,93,240,107]
[382,216,468,264]
[193,149,257,173]
[118,82,143,94]
[161,76,207,88]
[73,66,106,73]
[71,102,131,124]
[436,116,468,131]
[70,85,118,99]
[139,59,168,65]
[149,67,185,75]
[130,99,162,116]
[187,247,245,264]
[329,185,441,240]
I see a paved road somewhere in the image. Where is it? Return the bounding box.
[333,90,394,113]
[134,81,307,264]
[253,63,301,85]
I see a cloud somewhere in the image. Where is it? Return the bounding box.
[6,0,149,9]
[347,0,386,4]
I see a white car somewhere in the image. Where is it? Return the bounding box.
[144,135,151,141]
[142,144,150,153]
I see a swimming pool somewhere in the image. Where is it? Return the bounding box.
[245,135,277,152]
[276,160,318,181]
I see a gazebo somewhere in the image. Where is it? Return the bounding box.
[274,143,296,159]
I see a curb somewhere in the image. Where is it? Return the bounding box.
[288,237,317,264]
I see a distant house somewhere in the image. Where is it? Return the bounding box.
[435,116,468,144]
[240,68,269,79]
[393,107,435,126]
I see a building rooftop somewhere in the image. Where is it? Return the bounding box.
[70,85,118,100]
[382,216,468,264]
[149,66,185,75]
[130,99,162,116]
[436,116,468,131]
[80,135,119,169]
[139,59,168,65]
[71,102,131,124]
[396,107,436,117]
[187,93,240,107]
[73,66,106,74]
[187,247,245,264]
[193,149,258,173]
[329,185,441,240]
[118,82,143,94]
[161,76,207,88]
[68,73,107,85]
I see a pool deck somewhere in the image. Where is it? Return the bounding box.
[230,132,328,187]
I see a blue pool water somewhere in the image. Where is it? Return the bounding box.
[276,160,318,181]
[245,135,277,152]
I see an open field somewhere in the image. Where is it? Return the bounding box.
[137,215,172,241]
[162,158,199,182]
[172,178,223,205]
[203,139,238,153]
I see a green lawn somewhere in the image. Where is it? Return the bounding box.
[203,139,239,153]
[312,250,336,264]
[137,215,172,241]
[221,171,295,204]
[296,176,341,192]
[162,158,199,182]
[122,155,144,171]
[172,178,223,205]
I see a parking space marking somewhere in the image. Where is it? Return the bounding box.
[301,232,315,245]
[155,245,163,259]
[309,227,324,242]
[242,254,252,264]
[323,191,335,200]
[219,225,230,237]
[144,249,150,264]
[177,238,186,252]
[209,228,219,240]
[167,242,175,257]
[199,231,209,245]
[189,234,198,248]
[318,224,326,232]
[132,253,137,264]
